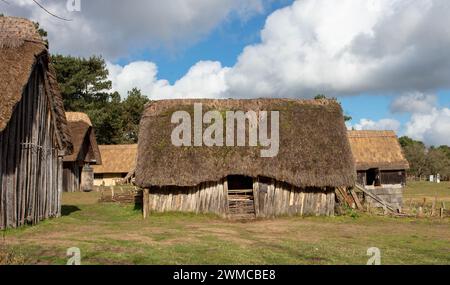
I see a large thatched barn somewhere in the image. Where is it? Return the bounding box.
[93,144,138,186]
[136,99,356,219]
[348,130,409,209]
[63,112,101,192]
[0,17,72,229]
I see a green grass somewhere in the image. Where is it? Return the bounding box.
[404,181,450,202]
[1,190,449,265]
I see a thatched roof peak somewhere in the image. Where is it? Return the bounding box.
[136,98,356,189]
[66,112,93,126]
[0,16,72,153]
[0,16,44,49]
[63,112,101,164]
[348,130,409,171]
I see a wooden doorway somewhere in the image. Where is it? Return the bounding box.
[226,175,255,219]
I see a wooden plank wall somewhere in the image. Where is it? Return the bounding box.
[380,170,406,185]
[63,163,80,192]
[254,178,335,217]
[143,179,228,218]
[0,66,62,229]
[142,177,335,218]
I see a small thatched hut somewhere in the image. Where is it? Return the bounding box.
[63,112,101,192]
[348,130,409,208]
[0,17,72,229]
[136,99,356,219]
[93,144,138,186]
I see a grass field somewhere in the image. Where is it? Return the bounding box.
[1,182,450,265]
[404,181,450,203]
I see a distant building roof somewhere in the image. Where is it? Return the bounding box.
[64,112,101,164]
[348,130,409,171]
[93,144,137,174]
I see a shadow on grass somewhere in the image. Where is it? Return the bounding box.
[61,205,81,216]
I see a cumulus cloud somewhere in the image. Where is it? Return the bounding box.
[107,61,230,100]
[2,0,264,58]
[350,118,401,132]
[225,0,450,98]
[5,0,450,145]
[100,0,450,99]
[404,107,450,146]
[390,92,438,114]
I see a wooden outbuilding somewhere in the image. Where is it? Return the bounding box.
[0,17,73,229]
[136,99,356,219]
[63,112,101,192]
[93,144,138,186]
[347,130,410,209]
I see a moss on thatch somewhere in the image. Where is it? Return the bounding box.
[0,16,72,153]
[136,99,356,189]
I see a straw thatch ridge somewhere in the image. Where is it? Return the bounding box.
[348,130,410,171]
[0,16,72,153]
[66,112,93,126]
[0,16,43,49]
[64,112,101,164]
[93,144,138,174]
[136,99,356,189]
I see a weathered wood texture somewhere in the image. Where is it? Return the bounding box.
[63,162,80,192]
[0,65,63,229]
[253,178,335,218]
[144,179,228,218]
[142,177,335,218]
[357,170,406,186]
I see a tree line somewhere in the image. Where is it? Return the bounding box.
[51,55,148,145]
[399,137,450,180]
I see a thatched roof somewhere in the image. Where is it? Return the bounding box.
[64,112,101,164]
[348,130,410,171]
[136,99,356,189]
[0,16,72,153]
[93,145,137,174]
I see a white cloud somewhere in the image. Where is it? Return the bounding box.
[225,0,450,98]
[350,118,401,132]
[390,92,438,114]
[102,0,450,99]
[405,107,450,146]
[3,0,264,58]
[7,0,450,145]
[107,61,230,100]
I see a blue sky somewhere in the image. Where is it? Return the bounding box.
[115,1,293,82]
[108,0,448,138]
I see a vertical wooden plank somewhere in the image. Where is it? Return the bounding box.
[143,188,149,218]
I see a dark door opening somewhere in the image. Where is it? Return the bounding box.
[227,175,255,219]
[366,168,381,186]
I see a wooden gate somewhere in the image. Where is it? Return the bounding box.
[227,176,256,219]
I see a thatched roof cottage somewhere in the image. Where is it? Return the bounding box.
[93,144,138,186]
[136,99,355,219]
[0,17,72,229]
[348,130,409,208]
[63,112,101,192]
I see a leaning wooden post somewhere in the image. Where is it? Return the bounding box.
[143,188,150,219]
